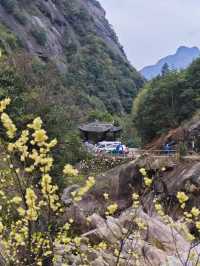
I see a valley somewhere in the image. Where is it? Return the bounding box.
[0,1,200,266]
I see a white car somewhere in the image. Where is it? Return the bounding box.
[95,141,121,153]
[95,141,129,154]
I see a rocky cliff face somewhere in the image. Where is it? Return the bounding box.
[0,0,144,114]
[0,0,124,68]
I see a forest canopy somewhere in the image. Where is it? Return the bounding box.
[133,58,200,144]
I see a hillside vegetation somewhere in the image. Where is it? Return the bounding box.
[0,0,144,173]
[0,0,143,115]
[134,58,200,144]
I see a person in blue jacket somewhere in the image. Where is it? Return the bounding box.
[116,144,123,154]
[164,143,170,155]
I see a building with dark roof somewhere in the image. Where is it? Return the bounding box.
[79,121,122,143]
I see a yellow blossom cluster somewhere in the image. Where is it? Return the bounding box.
[0,221,3,234]
[139,168,152,187]
[71,176,95,202]
[0,99,71,264]
[195,221,200,232]
[63,164,78,176]
[6,116,57,174]
[135,218,147,230]
[132,193,140,209]
[106,203,118,215]
[139,168,147,176]
[41,174,60,211]
[144,177,152,187]
[25,188,38,221]
[97,242,107,250]
[8,130,29,160]
[154,202,165,217]
[191,207,200,217]
[10,196,22,205]
[0,97,10,112]
[1,112,17,139]
[28,117,42,131]
[177,192,189,209]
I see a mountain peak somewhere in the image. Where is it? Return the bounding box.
[176,46,199,54]
[140,46,200,80]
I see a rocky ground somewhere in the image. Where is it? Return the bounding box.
[60,154,200,265]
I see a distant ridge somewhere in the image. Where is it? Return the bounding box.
[140,46,200,80]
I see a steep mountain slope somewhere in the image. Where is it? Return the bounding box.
[0,0,144,114]
[134,57,200,144]
[140,46,200,80]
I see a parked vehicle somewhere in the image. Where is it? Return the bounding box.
[95,141,129,154]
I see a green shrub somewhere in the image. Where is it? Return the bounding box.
[88,110,113,122]
[178,142,188,157]
[31,28,47,46]
[0,0,17,13]
[14,9,27,25]
[0,24,20,52]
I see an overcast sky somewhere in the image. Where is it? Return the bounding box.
[99,0,200,70]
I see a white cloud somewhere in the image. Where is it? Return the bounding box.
[99,0,200,69]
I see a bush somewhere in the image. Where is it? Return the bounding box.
[0,0,17,13]
[87,110,113,122]
[14,9,27,25]
[133,70,197,144]
[31,28,47,46]
[178,142,188,157]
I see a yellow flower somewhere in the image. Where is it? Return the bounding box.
[44,250,52,256]
[17,207,26,217]
[155,203,162,211]
[27,208,38,221]
[132,193,139,200]
[1,112,17,138]
[0,222,3,234]
[28,117,43,130]
[46,138,57,148]
[11,196,22,205]
[74,237,81,246]
[63,164,78,176]
[139,168,147,176]
[184,212,192,219]
[155,203,165,216]
[195,221,200,231]
[186,232,195,242]
[98,242,107,250]
[85,176,95,189]
[33,129,48,143]
[177,192,189,204]
[191,207,200,217]
[14,233,24,244]
[41,174,52,194]
[0,98,11,112]
[106,203,118,215]
[25,188,38,221]
[135,218,147,230]
[144,177,152,187]
[114,249,119,256]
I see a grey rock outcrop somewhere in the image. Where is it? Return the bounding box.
[0,0,125,70]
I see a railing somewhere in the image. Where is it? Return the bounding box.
[96,149,178,159]
[137,149,177,156]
